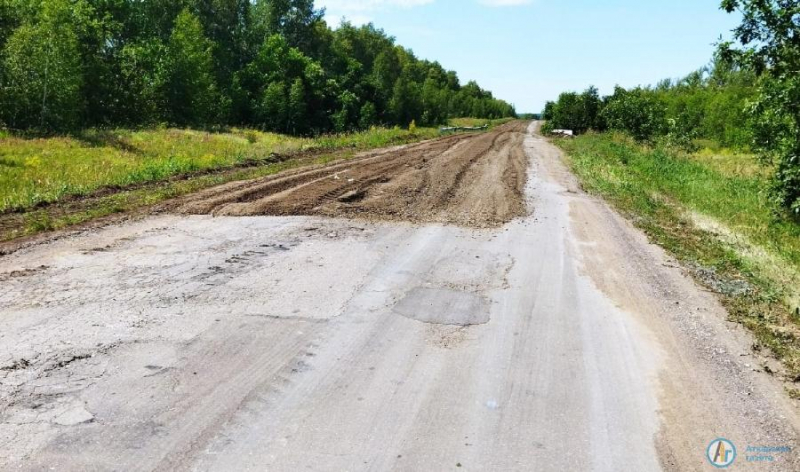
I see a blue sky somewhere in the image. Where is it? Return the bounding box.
[317,0,742,113]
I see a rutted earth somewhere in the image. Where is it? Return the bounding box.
[174,120,529,227]
[0,122,799,471]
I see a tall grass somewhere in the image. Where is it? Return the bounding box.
[556,132,800,379]
[561,133,800,270]
[0,126,438,212]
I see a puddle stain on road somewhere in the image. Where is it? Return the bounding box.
[393,287,490,326]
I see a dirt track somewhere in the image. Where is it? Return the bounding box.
[175,121,529,227]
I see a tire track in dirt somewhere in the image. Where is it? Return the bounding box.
[173,121,530,227]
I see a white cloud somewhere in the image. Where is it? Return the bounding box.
[319,0,436,26]
[338,14,373,26]
[319,0,532,26]
[477,0,533,6]
[318,0,434,8]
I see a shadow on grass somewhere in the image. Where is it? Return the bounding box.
[0,158,23,167]
[75,130,144,155]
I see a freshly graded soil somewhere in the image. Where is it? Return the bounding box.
[175,121,530,227]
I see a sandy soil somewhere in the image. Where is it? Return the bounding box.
[173,121,529,227]
[0,122,798,471]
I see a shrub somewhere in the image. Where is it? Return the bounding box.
[601,87,667,141]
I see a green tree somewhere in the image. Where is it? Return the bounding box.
[235,34,320,130]
[549,92,581,131]
[422,77,445,125]
[389,75,421,125]
[164,9,222,126]
[544,86,603,134]
[191,0,251,91]
[252,0,323,54]
[332,90,358,132]
[720,0,800,215]
[359,101,377,129]
[371,49,401,118]
[0,0,83,131]
[261,80,287,130]
[581,86,604,131]
[542,101,555,121]
[601,87,667,141]
[0,0,515,133]
[0,0,20,51]
[288,77,306,133]
[117,39,168,124]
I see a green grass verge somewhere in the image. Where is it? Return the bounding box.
[0,125,456,243]
[0,126,440,213]
[1,154,326,242]
[554,132,800,380]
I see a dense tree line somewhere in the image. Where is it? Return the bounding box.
[0,0,516,134]
[542,57,756,146]
[544,1,800,215]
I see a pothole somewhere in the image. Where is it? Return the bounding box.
[393,287,490,326]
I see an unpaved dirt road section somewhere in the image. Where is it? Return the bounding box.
[175,121,528,227]
[1,123,799,471]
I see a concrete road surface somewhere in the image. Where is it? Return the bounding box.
[1,123,798,471]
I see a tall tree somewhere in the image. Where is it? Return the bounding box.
[0,0,20,51]
[720,0,800,215]
[601,86,667,141]
[116,39,168,124]
[190,0,251,90]
[235,33,320,130]
[260,80,287,130]
[1,0,83,130]
[359,101,377,129]
[164,9,222,126]
[252,0,323,54]
[0,0,516,133]
[287,76,306,133]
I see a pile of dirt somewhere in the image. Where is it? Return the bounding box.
[174,121,530,227]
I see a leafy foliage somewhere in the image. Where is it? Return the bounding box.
[545,86,603,134]
[601,86,667,142]
[164,9,224,126]
[1,0,83,130]
[719,0,800,215]
[0,0,515,134]
[544,57,756,145]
